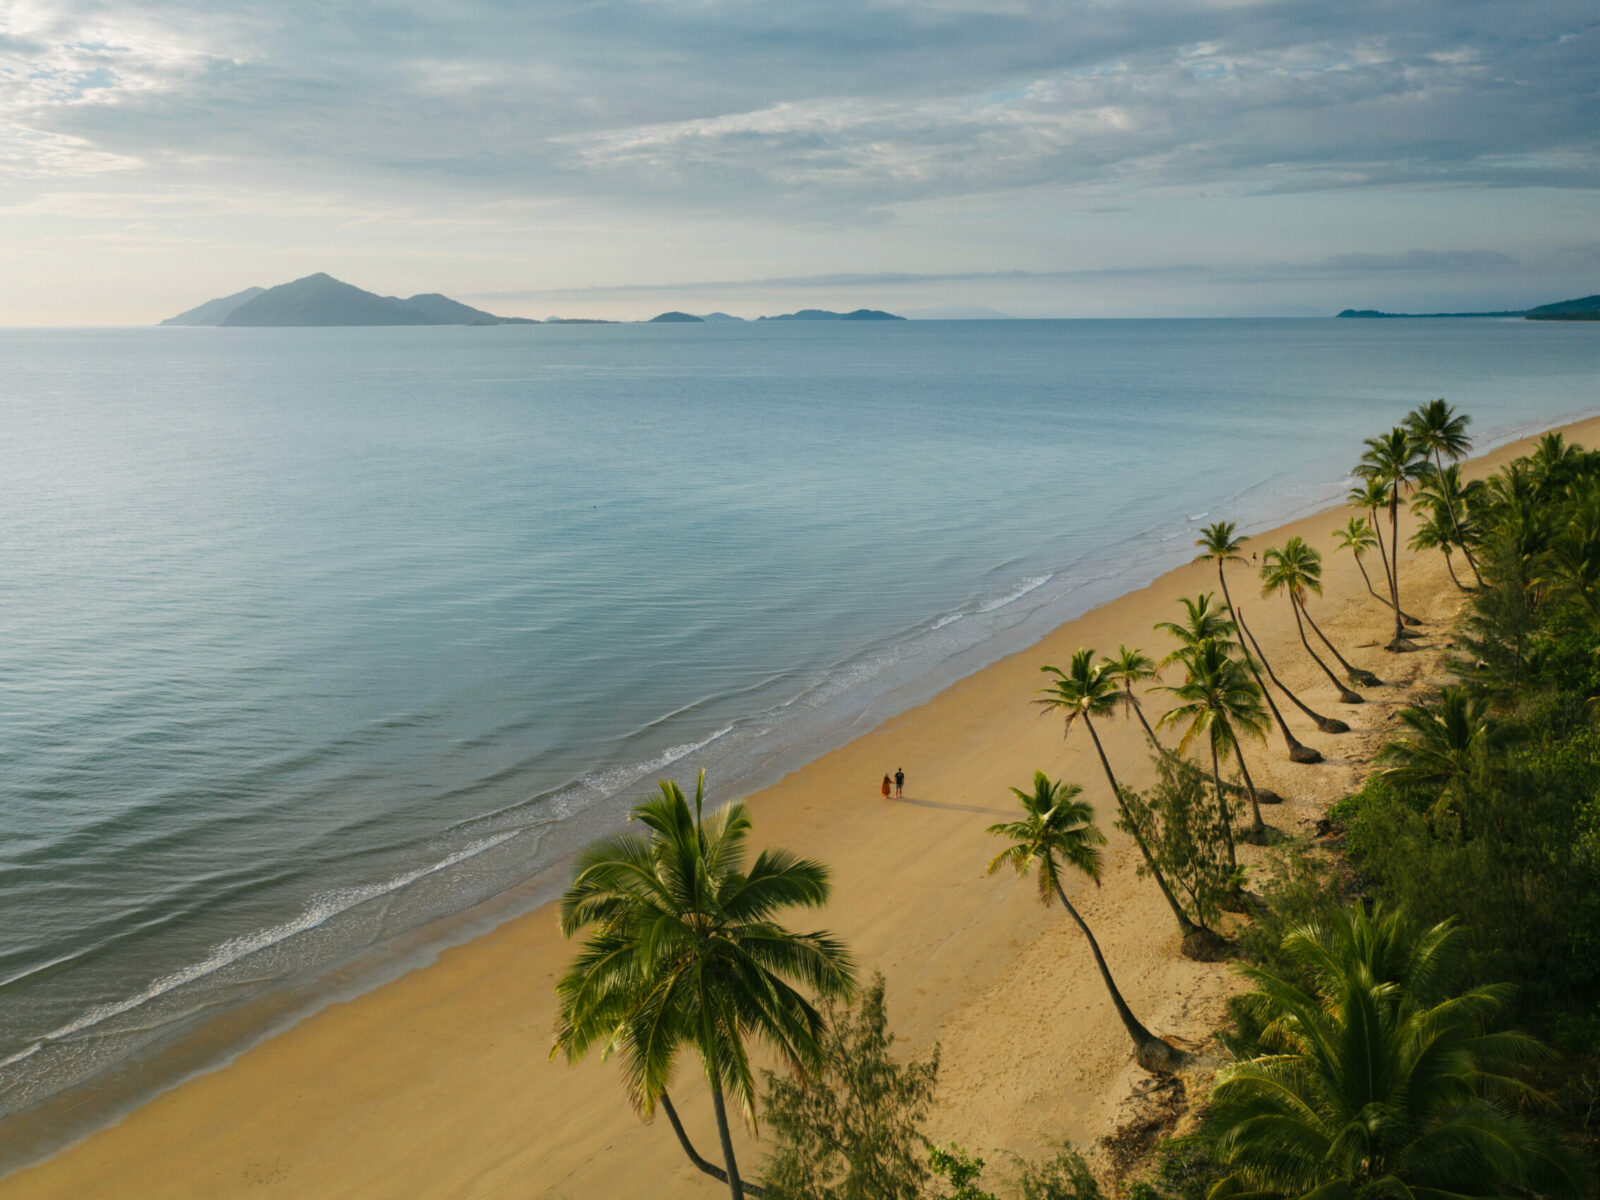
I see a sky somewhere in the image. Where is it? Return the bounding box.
[3,0,1597,324]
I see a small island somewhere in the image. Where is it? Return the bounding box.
[647,311,704,323]
[1336,292,1599,321]
[756,308,905,321]
[161,273,538,326]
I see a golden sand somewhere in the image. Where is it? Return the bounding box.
[6,416,1594,1200]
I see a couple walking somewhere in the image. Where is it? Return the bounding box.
[879,768,905,799]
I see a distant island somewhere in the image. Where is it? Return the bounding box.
[162,273,539,327]
[1337,293,1599,321]
[648,311,703,323]
[756,308,904,321]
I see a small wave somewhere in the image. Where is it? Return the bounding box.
[31,831,521,1048]
[929,612,963,631]
[976,574,1051,614]
[0,1041,43,1069]
[1188,511,1209,522]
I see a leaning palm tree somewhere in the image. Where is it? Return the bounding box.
[1234,604,1349,735]
[1194,525,1327,762]
[1157,638,1270,850]
[1359,427,1431,650]
[1102,644,1163,749]
[553,773,856,1200]
[1410,504,1472,593]
[1154,591,1240,666]
[1348,475,1422,628]
[1260,538,1367,702]
[1403,399,1482,583]
[1038,649,1198,939]
[987,771,1179,1073]
[1331,515,1389,608]
[1205,906,1581,1200]
[1375,688,1494,835]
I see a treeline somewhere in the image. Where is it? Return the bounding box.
[546,407,1599,1199]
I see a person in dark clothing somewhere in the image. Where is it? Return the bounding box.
[894,768,905,798]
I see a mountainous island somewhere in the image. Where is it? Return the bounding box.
[1337,293,1600,321]
[756,308,905,321]
[163,275,907,327]
[162,274,539,326]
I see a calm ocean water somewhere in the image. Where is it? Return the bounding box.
[1,318,1597,1151]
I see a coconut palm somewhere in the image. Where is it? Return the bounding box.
[553,772,856,1200]
[1204,906,1580,1200]
[1157,638,1270,850]
[1233,605,1349,736]
[1159,586,1323,761]
[1260,538,1366,703]
[1530,430,1581,489]
[1103,644,1163,749]
[1348,476,1422,628]
[987,771,1178,1073]
[1154,592,1240,665]
[1331,515,1388,607]
[1403,399,1482,584]
[1540,490,1600,619]
[1359,427,1431,650]
[1038,649,1198,939]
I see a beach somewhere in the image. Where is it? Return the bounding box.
[4,412,1596,1200]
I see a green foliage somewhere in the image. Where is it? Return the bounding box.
[1230,841,1347,978]
[1011,1144,1102,1200]
[930,1144,999,1200]
[1205,904,1585,1199]
[1119,755,1235,933]
[761,974,939,1200]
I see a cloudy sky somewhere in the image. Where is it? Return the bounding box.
[4,0,1597,323]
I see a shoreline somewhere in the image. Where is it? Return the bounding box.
[3,410,1597,1199]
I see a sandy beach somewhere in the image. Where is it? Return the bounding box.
[5,413,1595,1200]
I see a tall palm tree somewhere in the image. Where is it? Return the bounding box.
[1375,688,1494,835]
[1194,524,1330,762]
[1157,639,1270,850]
[987,771,1179,1073]
[1038,649,1198,939]
[1154,591,1241,665]
[553,773,856,1200]
[1234,604,1349,735]
[1103,644,1163,749]
[1260,538,1366,702]
[1205,906,1580,1200]
[1331,515,1388,607]
[1348,476,1422,628]
[1403,399,1482,584]
[1359,427,1430,650]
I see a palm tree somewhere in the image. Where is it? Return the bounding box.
[1540,491,1600,619]
[1359,427,1430,650]
[1038,649,1198,939]
[1103,644,1163,749]
[1403,399,1483,584]
[1348,476,1422,628]
[1157,639,1270,849]
[987,771,1179,1073]
[1205,906,1580,1199]
[1375,688,1494,835]
[1410,504,1472,593]
[1233,604,1349,735]
[1260,538,1366,703]
[1331,515,1388,607]
[1154,591,1240,665]
[553,773,856,1200]
[1194,525,1329,762]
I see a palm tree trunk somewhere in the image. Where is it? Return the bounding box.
[1209,739,1238,870]
[1290,597,1362,703]
[1355,551,1423,627]
[1221,575,1322,762]
[1299,602,1379,686]
[1435,449,1484,585]
[1232,743,1266,840]
[1441,548,1468,592]
[1082,715,1198,937]
[660,1093,768,1197]
[1051,879,1175,1073]
[1370,505,1423,627]
[708,1076,746,1200]
[1238,613,1349,733]
[1387,491,1408,651]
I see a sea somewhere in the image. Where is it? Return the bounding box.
[1,317,1597,1163]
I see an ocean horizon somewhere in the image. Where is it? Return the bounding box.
[2,316,1597,1166]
